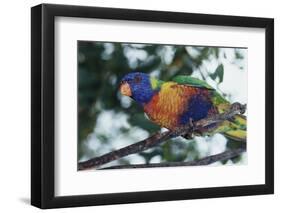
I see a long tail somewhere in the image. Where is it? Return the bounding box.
[221,114,247,142]
[182,114,246,141]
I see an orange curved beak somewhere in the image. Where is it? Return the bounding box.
[119,82,132,96]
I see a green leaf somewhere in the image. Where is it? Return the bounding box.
[217,64,224,83]
[235,50,244,59]
[210,64,224,83]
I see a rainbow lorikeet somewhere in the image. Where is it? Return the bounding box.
[119,72,246,141]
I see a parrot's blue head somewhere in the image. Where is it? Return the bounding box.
[119,72,157,104]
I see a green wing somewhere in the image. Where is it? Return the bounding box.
[172,75,214,90]
[172,75,229,106]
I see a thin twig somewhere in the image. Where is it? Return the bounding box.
[78,103,246,170]
[100,147,246,170]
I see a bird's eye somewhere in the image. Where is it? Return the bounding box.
[134,75,142,84]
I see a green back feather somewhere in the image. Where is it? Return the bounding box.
[172,75,214,90]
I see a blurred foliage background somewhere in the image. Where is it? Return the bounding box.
[78,41,247,168]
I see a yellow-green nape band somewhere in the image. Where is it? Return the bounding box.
[150,77,158,89]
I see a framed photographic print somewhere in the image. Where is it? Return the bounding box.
[31,3,274,209]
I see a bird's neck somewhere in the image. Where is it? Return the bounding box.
[133,77,163,105]
[150,77,164,90]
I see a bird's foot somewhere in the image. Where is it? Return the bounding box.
[172,118,196,139]
[182,118,196,139]
[189,118,194,129]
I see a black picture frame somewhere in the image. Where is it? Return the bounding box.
[31,3,274,209]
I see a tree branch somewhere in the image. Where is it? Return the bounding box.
[78,131,174,170]
[100,147,246,170]
[78,103,246,170]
